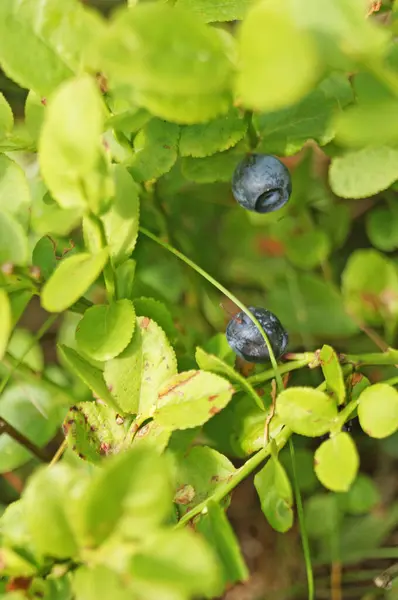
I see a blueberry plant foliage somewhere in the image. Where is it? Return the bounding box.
[0,0,398,599]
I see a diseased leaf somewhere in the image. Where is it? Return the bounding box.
[133,297,177,342]
[155,370,235,430]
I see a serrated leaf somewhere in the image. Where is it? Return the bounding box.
[175,0,252,22]
[97,4,232,96]
[133,297,177,342]
[172,446,235,515]
[104,316,177,415]
[0,289,11,360]
[181,142,247,183]
[276,387,338,437]
[41,249,108,313]
[64,401,127,463]
[195,346,264,410]
[155,370,235,430]
[135,87,231,124]
[179,108,248,158]
[358,383,398,439]
[129,528,222,599]
[0,210,29,265]
[32,236,57,280]
[237,2,318,112]
[314,432,359,492]
[39,75,112,213]
[24,464,81,558]
[0,93,13,137]
[196,501,249,587]
[128,119,179,182]
[101,166,140,266]
[255,74,353,156]
[83,446,173,545]
[329,147,398,199]
[254,455,294,532]
[341,249,398,325]
[366,206,398,252]
[320,344,345,405]
[58,345,120,412]
[0,155,31,229]
[0,0,101,96]
[75,300,136,362]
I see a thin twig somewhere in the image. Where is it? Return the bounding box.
[263,379,277,445]
[0,417,49,462]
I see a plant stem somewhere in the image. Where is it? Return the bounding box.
[176,426,293,528]
[248,358,314,385]
[0,417,49,462]
[289,438,314,600]
[384,376,398,386]
[139,226,283,390]
[341,351,398,366]
[50,438,69,466]
[0,314,58,396]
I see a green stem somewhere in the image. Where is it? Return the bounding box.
[384,375,398,386]
[0,314,58,396]
[139,226,283,391]
[0,417,50,462]
[341,350,398,366]
[289,438,314,600]
[331,398,359,433]
[248,358,314,385]
[176,426,293,528]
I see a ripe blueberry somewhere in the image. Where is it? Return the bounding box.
[232,154,292,213]
[226,307,288,363]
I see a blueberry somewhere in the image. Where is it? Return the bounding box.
[226,306,288,363]
[232,154,292,213]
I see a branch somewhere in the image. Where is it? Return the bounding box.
[0,417,50,462]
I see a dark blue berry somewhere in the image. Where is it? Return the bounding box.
[226,307,288,364]
[232,154,292,213]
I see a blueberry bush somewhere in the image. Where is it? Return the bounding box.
[1,0,398,599]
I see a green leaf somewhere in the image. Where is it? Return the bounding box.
[0,210,29,265]
[24,464,81,558]
[155,370,235,430]
[83,446,173,545]
[285,229,331,270]
[179,108,248,158]
[254,74,353,155]
[267,272,358,338]
[0,289,11,360]
[115,259,136,301]
[133,297,177,342]
[25,91,46,142]
[98,4,232,96]
[32,236,57,280]
[8,328,44,372]
[73,566,129,600]
[135,87,231,124]
[341,249,398,325]
[104,316,177,415]
[254,455,294,533]
[276,387,338,437]
[0,0,102,95]
[366,206,398,252]
[181,141,247,183]
[319,344,345,405]
[358,383,398,439]
[64,401,127,463]
[175,0,252,22]
[314,432,359,492]
[75,300,136,362]
[304,494,342,539]
[202,333,236,367]
[195,346,264,410]
[335,99,398,148]
[279,447,318,494]
[172,446,235,515]
[329,147,398,199]
[237,2,318,112]
[8,290,33,327]
[0,155,31,229]
[128,119,179,183]
[129,528,222,599]
[101,166,140,266]
[41,249,108,313]
[0,93,13,137]
[58,345,119,412]
[196,501,249,587]
[337,474,380,515]
[130,420,171,454]
[39,75,113,213]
